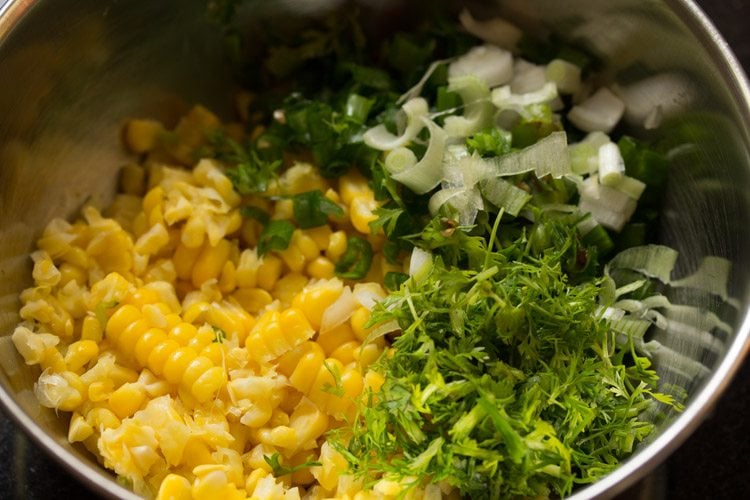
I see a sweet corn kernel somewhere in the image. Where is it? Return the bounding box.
[156,473,192,500]
[68,412,94,443]
[109,384,145,419]
[65,340,100,373]
[232,288,273,314]
[272,272,309,306]
[256,255,283,291]
[258,425,297,449]
[303,226,332,253]
[326,231,347,262]
[316,323,356,356]
[330,340,360,365]
[192,239,232,288]
[338,171,371,206]
[291,279,343,331]
[191,366,227,403]
[279,244,306,273]
[349,307,372,342]
[124,119,166,154]
[349,195,379,235]
[306,256,335,280]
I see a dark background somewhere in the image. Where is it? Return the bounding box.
[0,1,749,499]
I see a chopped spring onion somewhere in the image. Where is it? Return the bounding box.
[428,185,484,226]
[481,130,571,178]
[458,8,522,51]
[606,175,646,200]
[578,176,637,232]
[443,75,494,138]
[478,177,532,216]
[320,286,356,333]
[385,119,447,194]
[545,59,582,95]
[398,59,453,105]
[363,97,429,150]
[408,247,433,282]
[568,87,625,133]
[598,142,625,186]
[448,45,514,88]
[492,82,559,116]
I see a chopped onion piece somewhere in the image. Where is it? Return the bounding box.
[363,97,428,150]
[448,45,513,88]
[387,119,447,194]
[352,283,386,310]
[510,59,547,93]
[568,87,624,133]
[443,75,494,137]
[320,286,356,333]
[545,59,582,95]
[598,142,625,186]
[458,8,522,50]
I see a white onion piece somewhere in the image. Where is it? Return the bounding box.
[363,97,428,150]
[598,142,625,186]
[510,59,547,93]
[408,247,433,282]
[320,286,356,333]
[448,45,514,88]
[545,59,581,95]
[458,8,522,50]
[567,87,625,133]
[352,283,386,310]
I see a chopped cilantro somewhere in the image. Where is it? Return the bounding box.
[263,452,321,477]
[291,190,344,229]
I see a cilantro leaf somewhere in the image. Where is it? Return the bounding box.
[263,452,321,477]
[240,206,270,225]
[208,131,282,195]
[291,190,344,229]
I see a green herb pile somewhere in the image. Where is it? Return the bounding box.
[205,4,705,499]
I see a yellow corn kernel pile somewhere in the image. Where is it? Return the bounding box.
[10,105,433,500]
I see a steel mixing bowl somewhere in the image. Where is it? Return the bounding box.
[1,0,749,498]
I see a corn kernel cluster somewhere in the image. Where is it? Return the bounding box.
[11,105,433,500]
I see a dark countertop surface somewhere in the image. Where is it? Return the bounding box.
[1,1,749,499]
